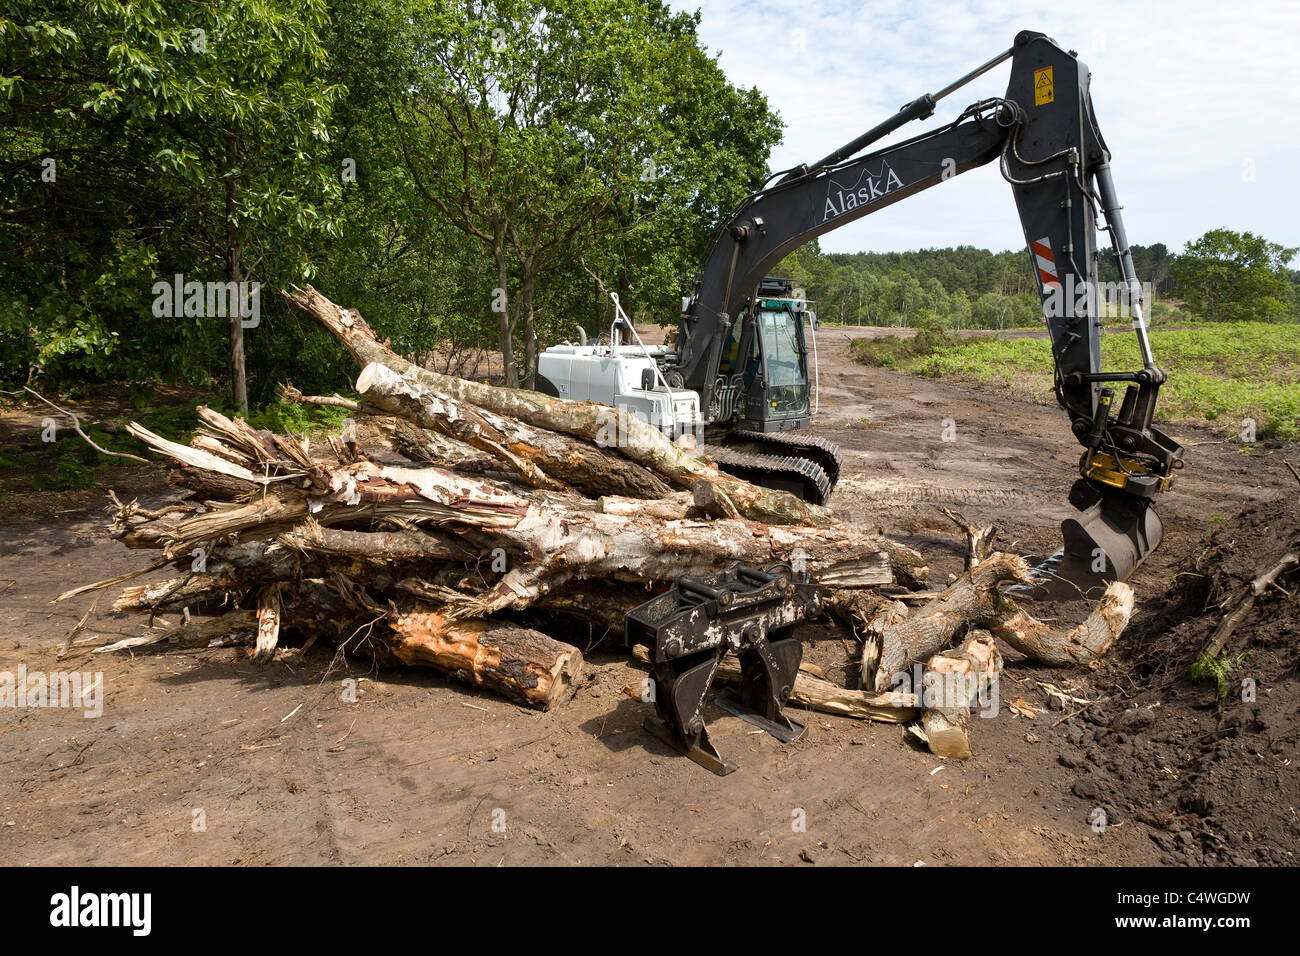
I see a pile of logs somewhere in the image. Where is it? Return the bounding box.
[62,286,1136,759]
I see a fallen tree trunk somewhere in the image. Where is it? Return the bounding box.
[870,553,1028,693]
[870,554,1136,690]
[358,362,672,500]
[387,606,583,710]
[386,420,493,470]
[719,659,919,723]
[858,599,909,691]
[121,426,919,619]
[166,466,257,502]
[985,581,1136,667]
[599,493,694,520]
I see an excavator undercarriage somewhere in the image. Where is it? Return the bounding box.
[709,430,842,506]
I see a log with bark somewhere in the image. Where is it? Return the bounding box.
[919,629,1003,759]
[387,608,583,710]
[867,552,1136,693]
[869,554,1027,693]
[282,284,831,526]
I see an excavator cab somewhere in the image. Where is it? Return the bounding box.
[741,279,813,431]
[714,277,814,432]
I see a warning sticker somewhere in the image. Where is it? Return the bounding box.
[1034,66,1054,106]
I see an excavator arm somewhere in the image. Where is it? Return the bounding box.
[674,29,1184,596]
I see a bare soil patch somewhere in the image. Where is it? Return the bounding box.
[1,336,1294,866]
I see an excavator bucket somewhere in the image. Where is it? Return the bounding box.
[1023,480,1163,600]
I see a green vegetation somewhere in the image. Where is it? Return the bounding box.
[851,322,1300,440]
[3,4,1296,424]
[774,228,1294,330]
[1191,650,1251,699]
[1172,230,1297,323]
[778,243,1045,330]
[781,230,1298,331]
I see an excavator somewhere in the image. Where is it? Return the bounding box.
[543,28,1184,593]
[543,30,1187,771]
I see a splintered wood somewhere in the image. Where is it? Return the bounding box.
[70,285,1135,749]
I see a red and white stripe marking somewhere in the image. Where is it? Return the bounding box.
[1032,237,1060,289]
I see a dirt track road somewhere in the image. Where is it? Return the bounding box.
[1,334,1293,866]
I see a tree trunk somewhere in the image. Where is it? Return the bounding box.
[985,581,1136,666]
[493,233,518,388]
[714,656,919,723]
[870,553,1028,693]
[920,629,1003,759]
[520,267,537,390]
[387,606,582,710]
[225,168,248,418]
[357,361,672,499]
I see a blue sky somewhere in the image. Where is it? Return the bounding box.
[670,0,1300,256]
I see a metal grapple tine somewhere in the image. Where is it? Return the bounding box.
[718,632,805,742]
[644,650,736,775]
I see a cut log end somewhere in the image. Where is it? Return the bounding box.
[922,708,973,759]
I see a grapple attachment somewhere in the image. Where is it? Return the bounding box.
[626,563,821,775]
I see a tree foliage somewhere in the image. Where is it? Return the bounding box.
[3,3,1294,406]
[1,0,779,398]
[1,0,343,407]
[778,232,1298,330]
[1171,228,1297,323]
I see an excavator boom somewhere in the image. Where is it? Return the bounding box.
[670,29,1185,596]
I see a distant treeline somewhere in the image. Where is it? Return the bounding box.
[775,230,1299,329]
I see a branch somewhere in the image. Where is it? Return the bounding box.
[8,387,150,464]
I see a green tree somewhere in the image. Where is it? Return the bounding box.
[1,1,343,412]
[377,0,778,386]
[1172,229,1297,323]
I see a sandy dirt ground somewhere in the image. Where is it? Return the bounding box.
[1,328,1295,866]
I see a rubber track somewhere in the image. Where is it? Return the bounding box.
[707,445,834,506]
[730,430,842,490]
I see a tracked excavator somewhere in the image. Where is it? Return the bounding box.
[540,29,1184,606]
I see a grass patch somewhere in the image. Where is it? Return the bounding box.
[851,321,1300,440]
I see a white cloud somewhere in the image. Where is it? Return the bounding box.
[673,0,1300,255]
